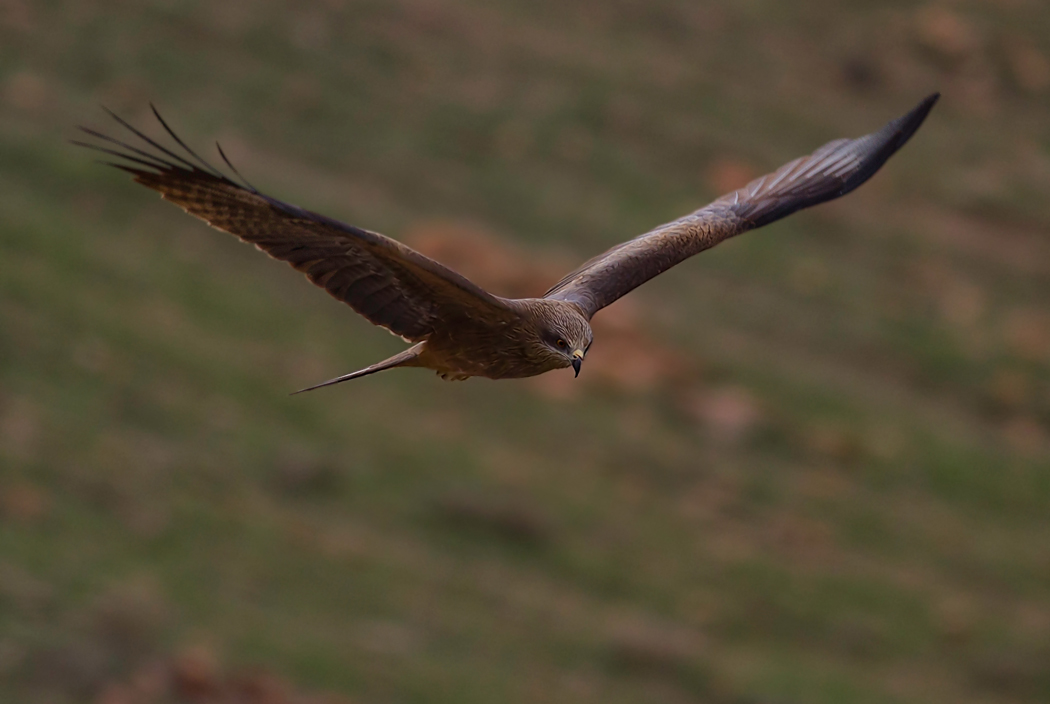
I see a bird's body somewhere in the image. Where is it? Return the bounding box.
[76,94,938,392]
[410,298,592,381]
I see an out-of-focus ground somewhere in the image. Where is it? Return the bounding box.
[2,1,1049,702]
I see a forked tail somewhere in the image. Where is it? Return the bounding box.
[291,344,423,394]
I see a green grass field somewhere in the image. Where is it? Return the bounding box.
[2,1,1049,702]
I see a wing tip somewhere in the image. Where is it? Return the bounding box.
[74,104,248,190]
[834,91,940,194]
[883,91,940,151]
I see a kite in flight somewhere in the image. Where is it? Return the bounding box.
[76,93,938,392]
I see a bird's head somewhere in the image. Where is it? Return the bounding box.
[539,306,593,378]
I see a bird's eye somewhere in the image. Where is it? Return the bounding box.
[556,339,567,349]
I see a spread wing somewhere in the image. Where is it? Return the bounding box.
[545,93,939,318]
[74,107,519,342]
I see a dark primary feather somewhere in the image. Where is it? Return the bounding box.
[545,93,939,318]
[74,108,518,342]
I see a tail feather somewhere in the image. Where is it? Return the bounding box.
[291,344,423,395]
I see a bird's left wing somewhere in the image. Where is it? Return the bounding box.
[75,108,520,342]
[545,93,939,318]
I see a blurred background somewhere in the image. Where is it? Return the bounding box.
[2,1,1049,702]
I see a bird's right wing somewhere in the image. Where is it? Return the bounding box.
[544,93,939,318]
[75,108,520,342]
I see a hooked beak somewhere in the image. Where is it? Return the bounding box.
[571,350,584,378]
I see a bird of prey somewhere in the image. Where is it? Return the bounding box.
[76,93,938,392]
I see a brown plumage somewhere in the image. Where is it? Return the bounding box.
[75,94,938,391]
